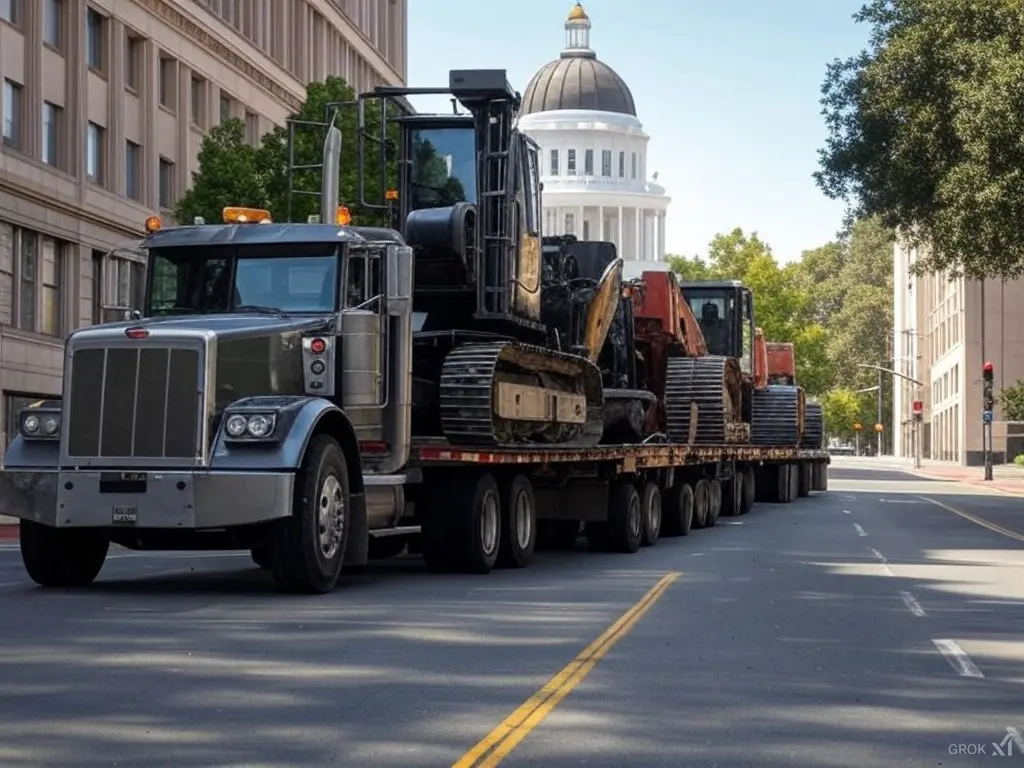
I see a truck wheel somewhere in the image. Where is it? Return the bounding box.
[660,482,693,537]
[20,520,109,588]
[798,463,811,497]
[640,481,662,546]
[497,474,537,568]
[741,467,756,514]
[450,471,502,573]
[607,481,642,553]
[723,473,744,517]
[706,479,722,527]
[693,479,710,529]
[270,434,350,594]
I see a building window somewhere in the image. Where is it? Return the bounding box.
[565,213,575,235]
[618,151,625,177]
[43,0,62,50]
[601,150,612,177]
[124,33,143,91]
[190,76,205,126]
[125,140,141,201]
[219,92,232,122]
[159,54,177,111]
[3,79,22,149]
[0,0,20,25]
[42,102,61,167]
[567,149,576,175]
[86,122,104,183]
[550,149,559,176]
[41,237,62,336]
[631,152,637,179]
[244,110,259,145]
[86,8,105,72]
[158,157,175,208]
[19,231,37,331]
[584,149,594,176]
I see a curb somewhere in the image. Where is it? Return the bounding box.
[912,469,1024,497]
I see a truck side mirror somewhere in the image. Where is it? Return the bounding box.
[386,244,412,316]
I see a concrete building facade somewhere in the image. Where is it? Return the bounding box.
[0,0,406,450]
[893,240,1024,465]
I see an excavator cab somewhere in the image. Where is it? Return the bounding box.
[679,281,755,374]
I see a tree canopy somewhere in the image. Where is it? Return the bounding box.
[815,0,1024,280]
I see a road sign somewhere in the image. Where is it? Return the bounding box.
[874,423,884,432]
[983,409,993,423]
[912,400,923,414]
[853,422,862,431]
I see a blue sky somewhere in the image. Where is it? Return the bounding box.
[406,0,871,264]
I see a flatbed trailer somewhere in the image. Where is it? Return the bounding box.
[389,440,830,573]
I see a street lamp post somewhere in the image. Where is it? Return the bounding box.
[857,363,926,467]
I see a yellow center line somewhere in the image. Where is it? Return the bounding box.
[919,496,1024,544]
[452,571,681,768]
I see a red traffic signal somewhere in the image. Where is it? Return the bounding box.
[912,400,923,414]
[983,361,994,374]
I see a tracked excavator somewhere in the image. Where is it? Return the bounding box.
[348,70,625,448]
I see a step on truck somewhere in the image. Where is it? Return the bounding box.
[0,70,830,593]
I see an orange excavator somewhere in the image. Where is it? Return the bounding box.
[765,340,823,449]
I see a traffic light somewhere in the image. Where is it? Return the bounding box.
[983,361,995,412]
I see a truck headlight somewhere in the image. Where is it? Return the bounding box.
[223,412,278,442]
[20,410,61,440]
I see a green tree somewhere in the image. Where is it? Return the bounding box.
[815,0,1024,280]
[173,118,268,225]
[998,380,1024,422]
[664,254,714,281]
[820,388,867,440]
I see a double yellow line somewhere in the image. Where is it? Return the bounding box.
[919,496,1024,543]
[453,571,681,768]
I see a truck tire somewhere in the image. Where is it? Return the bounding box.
[706,478,722,527]
[660,482,693,537]
[607,481,642,553]
[20,520,109,588]
[497,474,537,569]
[741,467,755,514]
[693,479,710,529]
[723,473,744,517]
[798,463,811,497]
[270,434,350,594]
[451,471,502,573]
[640,481,662,547]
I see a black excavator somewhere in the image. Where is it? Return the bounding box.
[340,70,625,448]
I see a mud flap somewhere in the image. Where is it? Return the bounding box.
[343,492,369,569]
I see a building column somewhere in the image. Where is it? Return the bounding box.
[598,205,604,240]
[658,212,666,258]
[617,206,623,255]
[635,207,641,260]
[578,205,584,238]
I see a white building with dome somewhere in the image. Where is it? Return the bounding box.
[518,2,672,278]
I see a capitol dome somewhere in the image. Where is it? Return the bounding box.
[517,2,672,268]
[522,2,636,117]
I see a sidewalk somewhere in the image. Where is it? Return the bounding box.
[889,456,1024,496]
[0,515,18,541]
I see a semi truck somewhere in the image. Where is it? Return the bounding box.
[0,70,830,594]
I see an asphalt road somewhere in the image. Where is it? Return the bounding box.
[1,457,1023,767]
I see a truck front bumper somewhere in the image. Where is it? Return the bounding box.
[0,468,295,529]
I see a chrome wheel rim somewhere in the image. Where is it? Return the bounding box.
[515,491,532,550]
[318,474,345,559]
[481,491,499,556]
[629,495,642,541]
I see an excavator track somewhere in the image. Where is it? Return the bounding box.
[664,356,742,445]
[751,385,802,447]
[801,402,824,449]
[439,341,605,447]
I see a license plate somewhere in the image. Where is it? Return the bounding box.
[112,505,138,524]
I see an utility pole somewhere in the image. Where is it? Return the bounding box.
[983,360,994,481]
[877,366,883,456]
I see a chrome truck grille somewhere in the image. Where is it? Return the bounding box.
[65,344,203,463]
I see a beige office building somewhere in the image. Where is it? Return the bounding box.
[892,240,1024,465]
[0,0,407,450]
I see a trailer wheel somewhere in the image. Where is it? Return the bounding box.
[706,479,722,527]
[723,473,744,517]
[447,472,502,573]
[607,481,642,553]
[497,474,537,569]
[660,482,693,537]
[692,479,710,529]
[741,467,755,514]
[640,482,662,547]
[797,463,811,498]
[270,434,350,594]
[20,520,109,588]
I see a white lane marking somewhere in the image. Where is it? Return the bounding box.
[932,639,984,678]
[842,509,851,515]
[869,547,894,576]
[843,495,857,500]
[853,523,867,536]
[899,591,926,617]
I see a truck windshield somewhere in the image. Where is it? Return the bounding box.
[408,126,476,211]
[148,245,339,315]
